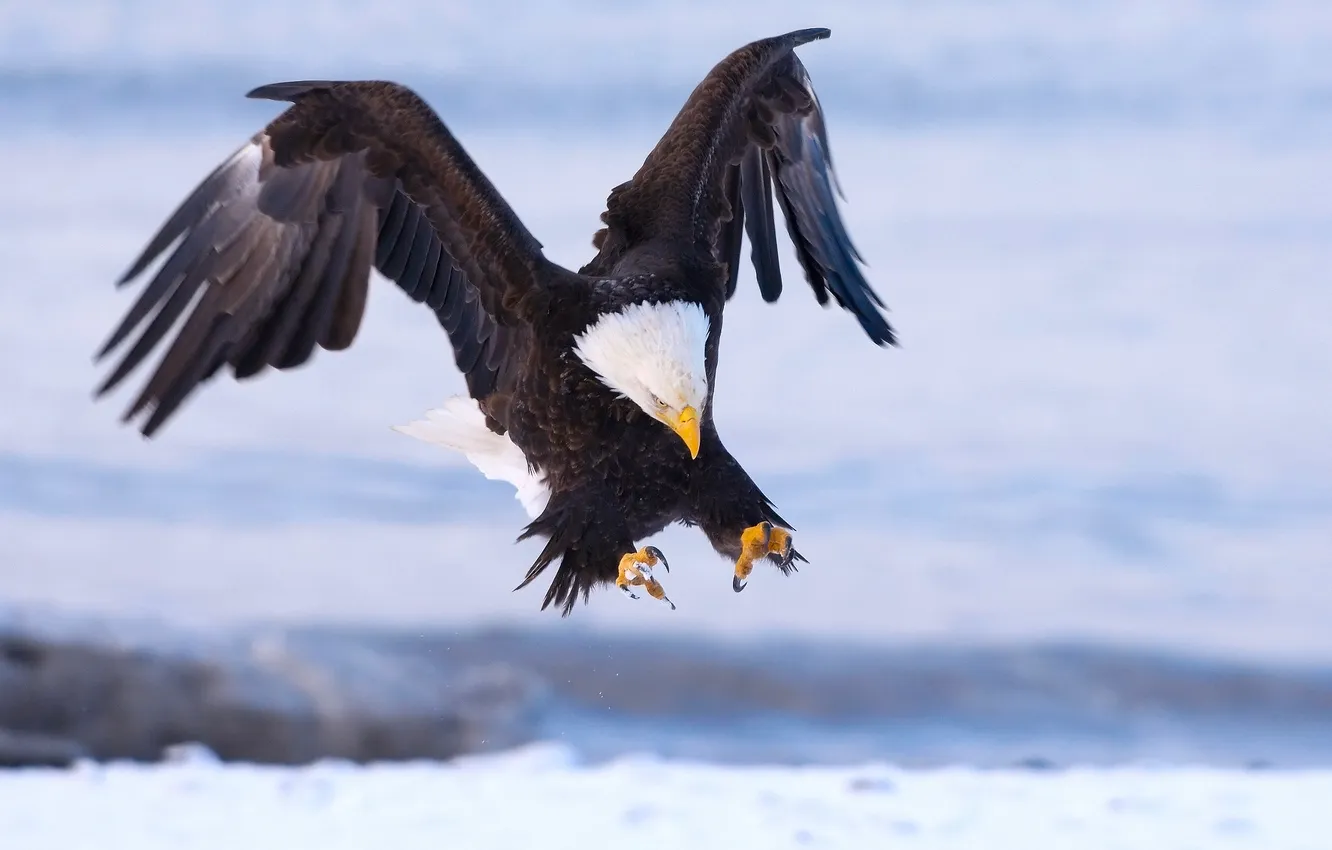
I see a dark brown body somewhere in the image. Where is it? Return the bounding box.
[488,264,788,610]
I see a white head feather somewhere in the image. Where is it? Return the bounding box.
[573,300,711,424]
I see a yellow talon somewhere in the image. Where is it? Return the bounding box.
[733,522,794,593]
[616,546,675,610]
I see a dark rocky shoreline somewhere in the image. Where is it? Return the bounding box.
[5,619,1332,770]
[0,627,542,769]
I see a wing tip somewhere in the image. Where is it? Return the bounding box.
[245,81,338,102]
[786,27,831,45]
[871,319,899,348]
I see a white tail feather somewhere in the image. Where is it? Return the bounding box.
[393,398,550,519]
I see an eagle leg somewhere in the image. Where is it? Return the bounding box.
[732,522,794,593]
[616,546,675,610]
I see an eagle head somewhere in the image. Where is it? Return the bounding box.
[572,300,710,459]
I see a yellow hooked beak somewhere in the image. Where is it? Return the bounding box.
[671,406,701,459]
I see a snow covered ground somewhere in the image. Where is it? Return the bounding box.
[2,744,1329,850]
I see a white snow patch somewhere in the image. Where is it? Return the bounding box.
[0,746,1328,849]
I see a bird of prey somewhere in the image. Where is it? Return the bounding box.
[94,27,896,614]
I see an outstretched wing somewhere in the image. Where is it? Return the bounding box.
[96,81,564,436]
[597,28,894,345]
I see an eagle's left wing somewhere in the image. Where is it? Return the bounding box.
[595,28,895,346]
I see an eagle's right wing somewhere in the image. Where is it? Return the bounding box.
[96,81,571,436]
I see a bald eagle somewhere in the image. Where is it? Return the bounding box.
[93,28,896,613]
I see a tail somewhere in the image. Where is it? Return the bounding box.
[515,499,622,616]
[393,397,550,519]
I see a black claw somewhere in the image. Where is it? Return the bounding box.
[733,575,747,593]
[646,546,669,573]
[766,544,804,576]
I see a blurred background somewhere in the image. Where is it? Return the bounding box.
[1,0,1330,770]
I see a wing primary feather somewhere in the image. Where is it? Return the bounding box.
[779,127,889,328]
[228,227,315,379]
[122,288,229,424]
[139,317,235,437]
[256,159,337,221]
[277,163,365,367]
[117,142,259,285]
[741,148,783,302]
[321,208,375,351]
[96,262,213,397]
[96,215,226,359]
[249,213,337,370]
[721,162,745,299]
[769,153,829,305]
[802,130,869,269]
[767,111,895,344]
[105,209,277,395]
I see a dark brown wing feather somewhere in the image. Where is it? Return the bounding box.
[603,28,895,345]
[96,81,563,436]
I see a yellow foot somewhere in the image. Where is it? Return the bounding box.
[733,521,794,593]
[616,546,675,610]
